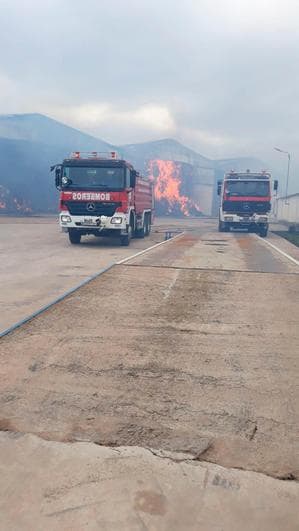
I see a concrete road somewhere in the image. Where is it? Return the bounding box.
[0,217,167,333]
[1,433,298,531]
[0,218,298,530]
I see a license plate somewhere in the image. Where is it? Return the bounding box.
[82,218,98,226]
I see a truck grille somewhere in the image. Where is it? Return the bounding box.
[65,201,121,217]
[223,201,270,215]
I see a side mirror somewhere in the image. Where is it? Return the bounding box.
[274,180,278,191]
[217,180,222,196]
[130,170,137,188]
[55,167,62,190]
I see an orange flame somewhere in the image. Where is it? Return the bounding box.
[147,159,201,217]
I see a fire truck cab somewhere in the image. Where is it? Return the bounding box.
[52,151,154,246]
[217,170,278,237]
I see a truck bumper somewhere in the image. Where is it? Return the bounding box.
[59,213,128,235]
[221,214,269,228]
[230,222,268,232]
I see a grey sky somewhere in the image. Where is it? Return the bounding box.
[1,0,299,182]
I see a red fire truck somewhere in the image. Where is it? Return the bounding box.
[52,151,154,245]
[217,170,278,237]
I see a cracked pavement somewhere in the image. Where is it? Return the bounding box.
[0,218,298,529]
[1,432,298,531]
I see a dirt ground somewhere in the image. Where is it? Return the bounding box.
[0,218,298,530]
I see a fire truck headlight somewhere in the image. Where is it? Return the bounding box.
[110,217,123,224]
[61,215,71,223]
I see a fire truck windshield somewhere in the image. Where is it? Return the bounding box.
[62,166,125,190]
[225,180,269,197]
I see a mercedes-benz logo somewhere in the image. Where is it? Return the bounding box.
[243,203,250,210]
[87,203,95,212]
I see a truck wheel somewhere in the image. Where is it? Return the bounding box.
[219,221,229,232]
[259,227,268,237]
[120,224,133,246]
[68,229,81,244]
[135,218,146,238]
[145,214,151,236]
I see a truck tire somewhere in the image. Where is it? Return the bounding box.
[145,214,151,236]
[219,221,229,232]
[68,229,81,244]
[259,226,268,237]
[135,217,146,238]
[120,223,133,246]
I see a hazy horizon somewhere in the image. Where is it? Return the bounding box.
[1,0,299,189]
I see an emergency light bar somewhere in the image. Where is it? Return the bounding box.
[70,151,119,160]
[226,170,271,180]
